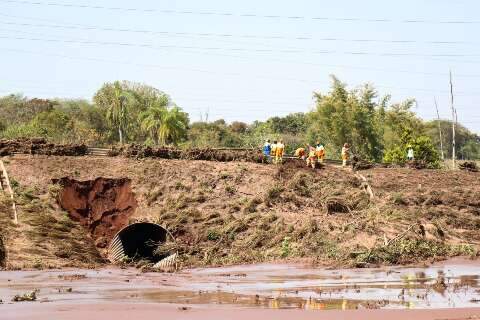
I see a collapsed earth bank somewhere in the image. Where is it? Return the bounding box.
[0,155,479,269]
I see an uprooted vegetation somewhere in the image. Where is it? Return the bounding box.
[0,138,88,156]
[1,155,479,269]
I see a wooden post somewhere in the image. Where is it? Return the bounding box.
[434,97,444,161]
[449,71,456,169]
[0,160,18,224]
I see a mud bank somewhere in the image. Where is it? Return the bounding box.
[0,138,88,156]
[54,177,138,249]
[1,261,480,319]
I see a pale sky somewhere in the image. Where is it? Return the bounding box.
[0,0,479,133]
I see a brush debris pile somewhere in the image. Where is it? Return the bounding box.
[0,138,87,156]
[459,161,479,172]
[109,144,265,163]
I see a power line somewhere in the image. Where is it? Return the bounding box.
[2,34,480,59]
[1,0,479,24]
[1,18,480,46]
[2,47,480,97]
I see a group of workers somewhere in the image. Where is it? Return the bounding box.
[262,139,286,164]
[262,139,350,168]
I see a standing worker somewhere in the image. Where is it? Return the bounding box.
[407,146,414,161]
[270,140,278,160]
[262,139,271,161]
[315,142,325,164]
[306,145,317,169]
[341,143,350,167]
[275,139,285,164]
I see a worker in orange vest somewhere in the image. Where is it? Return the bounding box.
[294,147,306,160]
[315,142,325,164]
[341,143,350,167]
[275,139,285,164]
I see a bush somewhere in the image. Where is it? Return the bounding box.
[384,135,440,168]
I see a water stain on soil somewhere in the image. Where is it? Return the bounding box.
[53,177,138,248]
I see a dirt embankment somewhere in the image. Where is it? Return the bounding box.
[0,138,88,156]
[2,155,480,269]
[53,177,138,249]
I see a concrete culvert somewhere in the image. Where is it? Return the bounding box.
[108,222,175,265]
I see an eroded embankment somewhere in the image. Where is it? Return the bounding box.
[2,155,480,269]
[54,177,138,249]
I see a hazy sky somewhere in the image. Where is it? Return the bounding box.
[1,0,479,133]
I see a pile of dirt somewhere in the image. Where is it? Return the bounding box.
[53,177,138,249]
[0,138,87,156]
[459,161,479,172]
[110,144,265,163]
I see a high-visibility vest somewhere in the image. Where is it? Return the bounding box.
[316,145,325,157]
[276,143,284,156]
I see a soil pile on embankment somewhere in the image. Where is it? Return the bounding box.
[53,177,138,249]
[0,138,87,156]
[110,144,265,163]
[2,155,480,269]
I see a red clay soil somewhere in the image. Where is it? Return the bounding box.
[53,177,138,248]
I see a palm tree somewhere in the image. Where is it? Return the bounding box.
[140,105,188,145]
[93,81,131,144]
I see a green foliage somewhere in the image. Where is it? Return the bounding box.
[140,105,188,145]
[384,132,440,168]
[1,77,478,162]
[307,76,383,161]
[281,236,291,257]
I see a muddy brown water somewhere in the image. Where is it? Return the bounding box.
[1,259,480,315]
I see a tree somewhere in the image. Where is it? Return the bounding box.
[307,76,383,160]
[140,105,188,145]
[93,81,132,144]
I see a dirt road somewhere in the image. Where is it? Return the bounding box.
[1,259,480,319]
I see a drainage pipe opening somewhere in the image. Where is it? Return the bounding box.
[108,222,173,263]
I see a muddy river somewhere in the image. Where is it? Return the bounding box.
[1,259,480,319]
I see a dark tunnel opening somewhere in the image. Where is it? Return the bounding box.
[109,223,169,263]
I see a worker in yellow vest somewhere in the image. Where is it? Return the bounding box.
[270,140,277,160]
[306,145,316,169]
[315,142,325,164]
[275,140,285,164]
[341,143,350,167]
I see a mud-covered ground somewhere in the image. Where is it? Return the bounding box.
[0,154,479,269]
[1,260,480,319]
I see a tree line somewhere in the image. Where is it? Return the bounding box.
[0,77,478,165]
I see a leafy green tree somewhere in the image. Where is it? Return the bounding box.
[93,81,133,144]
[384,129,440,168]
[140,105,188,145]
[424,120,480,160]
[307,76,383,160]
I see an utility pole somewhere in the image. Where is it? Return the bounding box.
[434,97,444,161]
[449,70,456,169]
